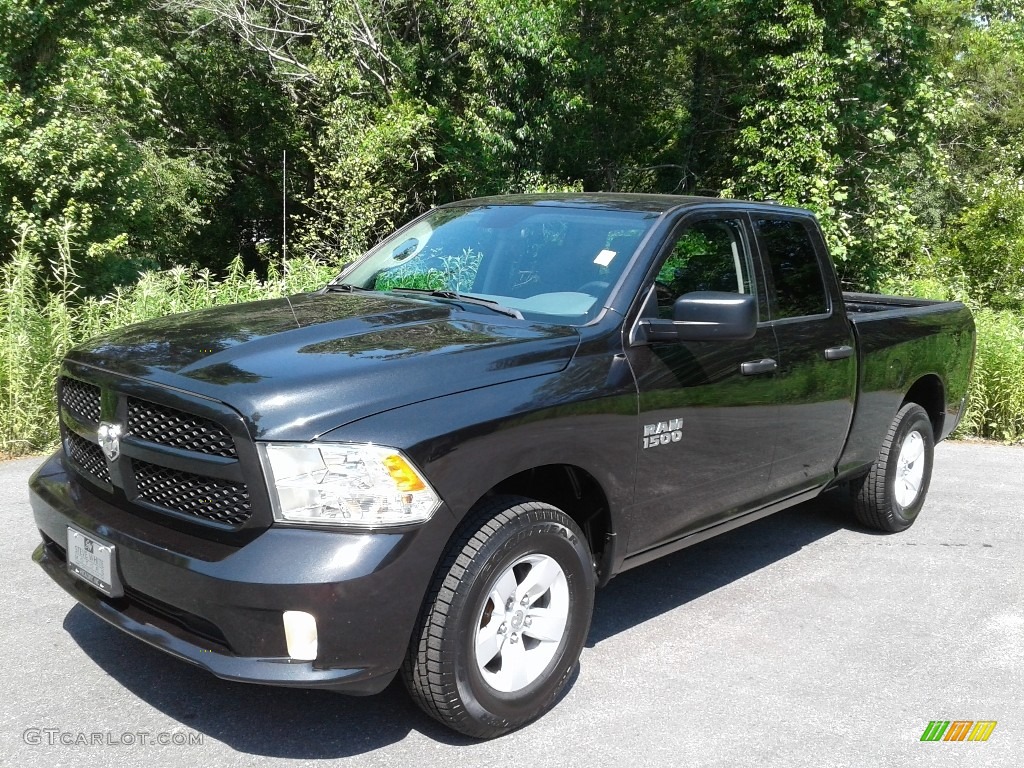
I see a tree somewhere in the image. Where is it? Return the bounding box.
[718,0,959,287]
[0,1,314,293]
[928,1,1024,310]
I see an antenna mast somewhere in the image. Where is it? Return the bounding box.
[282,150,288,272]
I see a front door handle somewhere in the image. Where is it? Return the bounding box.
[824,345,854,361]
[740,358,778,376]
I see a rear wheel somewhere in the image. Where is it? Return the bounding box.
[851,403,935,532]
[403,496,595,739]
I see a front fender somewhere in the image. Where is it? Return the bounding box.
[320,367,639,536]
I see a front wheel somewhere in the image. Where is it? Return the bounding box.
[403,496,595,738]
[851,402,935,532]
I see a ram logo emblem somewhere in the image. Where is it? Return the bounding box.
[97,422,123,462]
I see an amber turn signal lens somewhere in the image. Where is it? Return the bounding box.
[382,454,427,492]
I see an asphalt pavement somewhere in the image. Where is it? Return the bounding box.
[1,440,1020,768]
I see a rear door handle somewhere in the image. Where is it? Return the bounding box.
[824,345,854,361]
[740,358,778,376]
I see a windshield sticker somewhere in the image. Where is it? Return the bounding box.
[594,249,616,267]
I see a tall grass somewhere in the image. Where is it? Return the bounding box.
[956,308,1024,442]
[0,234,337,456]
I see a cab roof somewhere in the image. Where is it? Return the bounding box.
[441,192,813,217]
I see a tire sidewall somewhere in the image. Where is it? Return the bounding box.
[886,406,935,526]
[451,512,594,730]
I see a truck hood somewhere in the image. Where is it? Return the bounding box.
[66,292,581,440]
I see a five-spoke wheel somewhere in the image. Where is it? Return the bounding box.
[403,496,595,738]
[474,553,570,693]
[851,402,935,532]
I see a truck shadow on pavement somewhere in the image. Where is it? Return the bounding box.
[62,494,856,758]
[588,493,855,645]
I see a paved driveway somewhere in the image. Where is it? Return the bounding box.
[1,441,1020,767]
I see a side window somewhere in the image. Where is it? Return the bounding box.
[654,218,753,319]
[755,218,828,318]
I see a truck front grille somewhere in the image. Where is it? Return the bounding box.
[60,377,101,423]
[127,397,238,458]
[134,461,252,526]
[65,430,111,484]
[58,371,264,534]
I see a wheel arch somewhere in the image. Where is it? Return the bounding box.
[471,464,618,585]
[902,374,945,440]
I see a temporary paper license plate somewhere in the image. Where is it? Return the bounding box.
[67,527,117,596]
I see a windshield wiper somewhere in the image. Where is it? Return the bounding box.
[323,282,366,293]
[390,288,524,319]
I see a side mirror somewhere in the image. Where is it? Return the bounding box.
[638,291,757,343]
[674,291,757,340]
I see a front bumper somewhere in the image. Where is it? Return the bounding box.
[30,451,454,694]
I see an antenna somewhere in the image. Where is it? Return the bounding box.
[282,150,288,274]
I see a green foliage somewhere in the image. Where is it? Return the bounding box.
[721,0,959,286]
[374,269,447,292]
[373,248,484,293]
[918,4,1024,313]
[2,0,1024,446]
[721,1,841,218]
[0,0,310,292]
[657,231,713,285]
[146,2,309,271]
[935,179,1024,310]
[300,92,436,260]
[0,2,228,291]
[0,1,974,293]
[957,307,1024,442]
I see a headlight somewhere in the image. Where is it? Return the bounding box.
[257,442,441,528]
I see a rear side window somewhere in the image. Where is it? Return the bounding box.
[755,219,828,318]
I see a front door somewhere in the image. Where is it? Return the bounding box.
[625,213,780,554]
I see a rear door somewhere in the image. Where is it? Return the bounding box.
[624,211,780,553]
[752,215,857,497]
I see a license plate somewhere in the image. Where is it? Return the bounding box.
[67,527,118,597]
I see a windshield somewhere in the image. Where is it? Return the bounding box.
[336,204,660,324]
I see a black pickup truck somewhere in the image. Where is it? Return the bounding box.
[29,194,975,738]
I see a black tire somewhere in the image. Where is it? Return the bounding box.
[851,403,935,532]
[402,496,595,739]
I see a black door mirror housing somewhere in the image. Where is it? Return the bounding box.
[673,291,757,340]
[638,291,757,343]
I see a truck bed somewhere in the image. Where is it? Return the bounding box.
[835,291,975,480]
